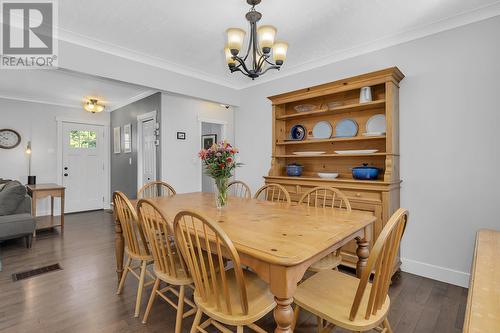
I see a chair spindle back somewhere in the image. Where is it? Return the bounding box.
[137,199,187,279]
[173,210,249,316]
[349,208,409,321]
[138,181,176,199]
[227,180,252,199]
[254,183,291,206]
[113,191,150,257]
[299,186,351,211]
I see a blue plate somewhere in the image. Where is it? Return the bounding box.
[335,119,358,138]
[290,125,306,140]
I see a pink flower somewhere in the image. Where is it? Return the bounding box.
[226,157,232,163]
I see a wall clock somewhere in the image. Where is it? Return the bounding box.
[0,129,21,149]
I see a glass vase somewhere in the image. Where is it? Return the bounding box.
[213,177,229,209]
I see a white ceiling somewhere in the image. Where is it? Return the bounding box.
[0,69,155,111]
[57,0,500,88]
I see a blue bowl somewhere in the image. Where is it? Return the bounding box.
[352,164,380,180]
[287,164,303,177]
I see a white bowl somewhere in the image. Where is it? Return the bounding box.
[318,172,339,179]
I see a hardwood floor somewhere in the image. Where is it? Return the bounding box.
[0,210,467,333]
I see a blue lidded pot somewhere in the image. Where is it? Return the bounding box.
[352,163,380,180]
[286,163,303,177]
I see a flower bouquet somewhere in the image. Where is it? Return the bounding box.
[199,141,241,208]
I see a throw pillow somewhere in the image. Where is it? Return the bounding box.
[0,181,27,216]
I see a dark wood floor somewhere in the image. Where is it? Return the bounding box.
[0,211,467,333]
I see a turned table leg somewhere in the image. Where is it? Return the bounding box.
[114,211,125,282]
[274,297,294,333]
[355,236,370,278]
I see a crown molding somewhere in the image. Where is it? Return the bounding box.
[107,89,159,112]
[0,94,81,109]
[57,29,245,90]
[240,2,500,89]
[56,3,500,91]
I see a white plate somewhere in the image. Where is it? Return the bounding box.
[362,132,386,137]
[318,172,339,179]
[312,121,332,139]
[293,151,326,156]
[366,114,386,133]
[334,149,378,154]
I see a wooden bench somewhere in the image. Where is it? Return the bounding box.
[463,229,500,333]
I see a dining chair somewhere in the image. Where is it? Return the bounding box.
[293,208,409,333]
[227,180,252,199]
[137,199,197,332]
[113,191,155,317]
[137,181,176,199]
[299,186,351,272]
[254,183,291,206]
[173,210,276,333]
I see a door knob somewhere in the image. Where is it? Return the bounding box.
[64,173,68,177]
[64,167,68,170]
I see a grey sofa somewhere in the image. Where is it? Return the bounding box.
[0,179,35,248]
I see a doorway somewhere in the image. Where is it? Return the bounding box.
[62,122,105,212]
[137,111,158,190]
[201,122,224,193]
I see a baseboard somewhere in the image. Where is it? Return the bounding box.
[401,257,470,288]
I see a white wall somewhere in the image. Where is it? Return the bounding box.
[234,16,500,287]
[161,93,235,193]
[0,98,110,215]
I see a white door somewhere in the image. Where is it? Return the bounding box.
[62,122,105,213]
[141,119,156,186]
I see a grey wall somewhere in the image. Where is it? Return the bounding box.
[234,16,500,287]
[111,92,161,199]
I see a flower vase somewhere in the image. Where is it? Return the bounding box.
[214,177,229,209]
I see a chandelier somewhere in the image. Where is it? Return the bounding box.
[224,0,289,79]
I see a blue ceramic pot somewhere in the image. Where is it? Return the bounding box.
[286,163,303,177]
[352,163,380,180]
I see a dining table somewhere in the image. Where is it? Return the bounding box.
[114,192,375,333]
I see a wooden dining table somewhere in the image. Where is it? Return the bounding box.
[114,192,375,333]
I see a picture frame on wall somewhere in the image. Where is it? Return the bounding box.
[177,132,186,140]
[113,127,121,154]
[123,124,131,153]
[201,134,217,149]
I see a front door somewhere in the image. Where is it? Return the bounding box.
[140,119,156,186]
[62,122,105,212]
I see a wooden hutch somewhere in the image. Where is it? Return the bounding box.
[265,67,404,270]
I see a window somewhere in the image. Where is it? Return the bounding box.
[69,130,97,148]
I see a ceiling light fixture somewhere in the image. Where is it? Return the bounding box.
[84,98,105,113]
[225,0,288,80]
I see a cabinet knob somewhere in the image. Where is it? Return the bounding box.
[355,193,361,197]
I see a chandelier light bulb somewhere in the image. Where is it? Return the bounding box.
[226,28,246,54]
[272,41,289,65]
[257,25,277,53]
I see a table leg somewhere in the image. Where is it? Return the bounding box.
[355,236,370,278]
[274,297,294,333]
[60,191,65,232]
[114,213,125,282]
[32,193,37,237]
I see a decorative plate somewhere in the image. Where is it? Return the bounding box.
[334,149,378,154]
[290,125,306,140]
[362,132,386,137]
[366,114,386,134]
[335,118,358,138]
[292,151,326,156]
[318,172,339,179]
[294,104,317,113]
[312,121,332,139]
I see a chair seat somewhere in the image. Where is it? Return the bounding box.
[125,247,152,261]
[194,269,276,326]
[308,253,342,272]
[294,270,390,331]
[153,253,193,285]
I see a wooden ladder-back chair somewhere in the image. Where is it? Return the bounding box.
[254,183,291,206]
[113,191,155,317]
[227,180,252,199]
[299,186,352,272]
[137,199,197,332]
[173,210,276,333]
[137,181,176,199]
[293,208,409,333]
